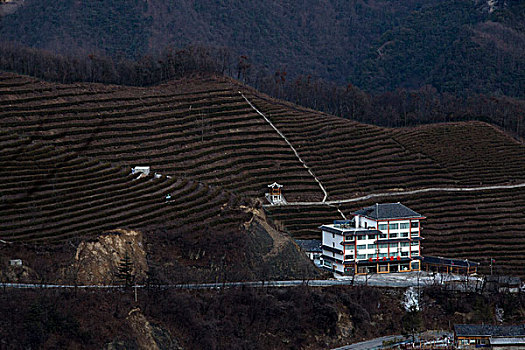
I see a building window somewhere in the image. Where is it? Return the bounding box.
[378,243,388,249]
[379,233,387,239]
[401,251,409,256]
[400,242,409,248]
[332,242,335,247]
[357,245,366,250]
[356,254,366,260]
[411,241,418,246]
[345,255,354,260]
[367,244,376,250]
[332,233,335,238]
[332,252,335,257]
[411,221,419,228]
[378,253,388,258]
[411,232,419,237]
[368,234,376,240]
[357,235,366,241]
[346,236,354,241]
[390,233,398,238]
[389,223,399,230]
[400,232,409,238]
[400,223,410,229]
[378,224,387,231]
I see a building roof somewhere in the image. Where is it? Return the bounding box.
[354,203,423,220]
[490,337,525,345]
[454,324,525,337]
[320,225,381,236]
[295,239,322,252]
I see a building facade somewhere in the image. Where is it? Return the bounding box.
[321,203,424,275]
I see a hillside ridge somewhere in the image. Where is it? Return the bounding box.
[1,71,524,277]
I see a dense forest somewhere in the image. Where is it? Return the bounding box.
[0,0,523,137]
[1,285,524,349]
[1,0,524,98]
[0,41,522,138]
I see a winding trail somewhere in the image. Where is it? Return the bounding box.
[264,182,525,207]
[240,92,328,202]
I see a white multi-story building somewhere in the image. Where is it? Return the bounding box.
[321,203,424,275]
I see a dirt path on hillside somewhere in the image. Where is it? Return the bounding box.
[264,182,525,207]
[240,92,329,202]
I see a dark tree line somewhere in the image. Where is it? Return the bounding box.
[0,41,231,86]
[0,41,523,138]
[252,74,525,139]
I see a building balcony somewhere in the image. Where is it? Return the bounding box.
[321,245,343,255]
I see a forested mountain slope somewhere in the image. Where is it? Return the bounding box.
[0,0,523,98]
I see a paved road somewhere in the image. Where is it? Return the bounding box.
[264,182,525,207]
[333,331,452,350]
[0,272,480,290]
[332,334,406,350]
[0,280,354,290]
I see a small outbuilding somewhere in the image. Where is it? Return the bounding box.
[454,324,525,349]
[419,255,479,275]
[265,182,286,204]
[9,259,22,266]
[295,239,322,266]
[131,166,150,177]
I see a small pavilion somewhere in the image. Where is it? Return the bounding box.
[266,182,285,204]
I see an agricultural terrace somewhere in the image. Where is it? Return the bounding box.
[393,122,525,185]
[1,71,524,269]
[0,72,322,202]
[245,92,525,200]
[265,186,525,277]
[0,132,247,242]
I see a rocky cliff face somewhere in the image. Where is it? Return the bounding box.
[74,229,148,285]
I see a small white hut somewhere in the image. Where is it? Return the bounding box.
[131,166,150,178]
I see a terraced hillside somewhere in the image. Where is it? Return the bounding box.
[2,72,524,204]
[1,71,524,277]
[0,72,323,202]
[0,132,249,242]
[265,185,525,276]
[246,92,525,200]
[393,123,525,186]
